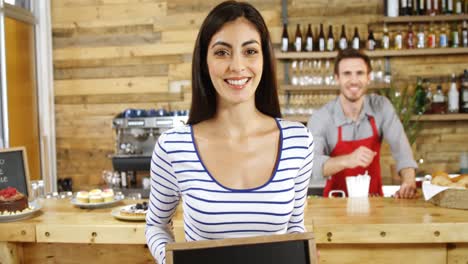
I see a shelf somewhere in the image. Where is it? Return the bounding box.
[285,113,468,123]
[382,14,468,23]
[280,84,389,92]
[275,47,468,59]
[412,113,468,121]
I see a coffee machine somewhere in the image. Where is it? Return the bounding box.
[111,109,188,178]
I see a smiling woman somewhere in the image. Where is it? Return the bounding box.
[145,1,315,264]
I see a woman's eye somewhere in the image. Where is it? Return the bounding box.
[214,50,229,56]
[245,49,258,55]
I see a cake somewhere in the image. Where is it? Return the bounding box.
[120,202,148,217]
[76,191,89,203]
[101,189,114,202]
[0,187,28,213]
[89,194,104,203]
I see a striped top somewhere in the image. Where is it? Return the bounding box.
[145,118,314,264]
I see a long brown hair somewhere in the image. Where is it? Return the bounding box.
[188,0,281,125]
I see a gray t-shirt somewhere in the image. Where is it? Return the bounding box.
[307,94,417,181]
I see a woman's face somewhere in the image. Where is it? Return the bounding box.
[206,17,263,107]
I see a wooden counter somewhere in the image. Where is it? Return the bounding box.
[1,197,467,263]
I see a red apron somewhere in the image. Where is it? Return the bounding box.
[323,116,383,197]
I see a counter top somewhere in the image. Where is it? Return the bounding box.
[1,197,467,245]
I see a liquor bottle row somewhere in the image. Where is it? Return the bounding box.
[280,21,468,52]
[385,0,468,17]
[288,59,391,86]
[413,69,468,114]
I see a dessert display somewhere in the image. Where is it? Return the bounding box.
[74,188,115,204]
[0,187,29,214]
[120,202,148,217]
[431,172,468,188]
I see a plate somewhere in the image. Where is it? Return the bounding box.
[111,205,146,221]
[71,196,124,209]
[0,200,42,222]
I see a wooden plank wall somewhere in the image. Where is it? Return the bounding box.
[51,0,468,188]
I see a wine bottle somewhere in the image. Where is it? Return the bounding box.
[400,0,408,15]
[382,23,390,49]
[339,24,348,50]
[281,23,289,52]
[318,23,326,52]
[416,24,425,48]
[406,23,415,49]
[367,28,376,50]
[352,27,360,49]
[305,24,314,52]
[462,21,468,48]
[294,24,302,52]
[427,23,436,48]
[451,22,459,48]
[327,25,335,51]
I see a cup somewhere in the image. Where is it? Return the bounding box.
[345,174,370,198]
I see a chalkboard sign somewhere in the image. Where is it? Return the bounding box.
[0,147,30,197]
[166,232,317,264]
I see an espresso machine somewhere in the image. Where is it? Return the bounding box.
[110,109,188,187]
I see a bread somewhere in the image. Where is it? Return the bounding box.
[431,172,468,189]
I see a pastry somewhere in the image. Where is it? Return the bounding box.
[120,202,148,217]
[101,189,114,202]
[89,194,104,203]
[0,187,28,213]
[76,191,89,203]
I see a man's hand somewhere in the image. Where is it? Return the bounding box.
[346,146,376,169]
[394,168,417,199]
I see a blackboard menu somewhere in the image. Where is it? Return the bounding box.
[0,147,30,197]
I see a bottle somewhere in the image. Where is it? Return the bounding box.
[121,171,128,189]
[281,23,289,52]
[432,85,447,114]
[352,27,360,49]
[433,0,440,14]
[367,28,376,50]
[414,77,427,115]
[339,24,348,50]
[294,24,302,52]
[382,23,390,49]
[305,24,314,52]
[426,0,434,15]
[425,80,433,114]
[395,28,403,49]
[461,69,468,113]
[428,23,436,48]
[407,0,414,15]
[448,73,460,113]
[406,23,415,49]
[417,25,425,48]
[327,25,335,51]
[455,0,462,14]
[418,0,426,14]
[400,0,408,15]
[451,22,459,48]
[387,0,399,17]
[440,23,448,48]
[447,0,454,13]
[318,23,326,52]
[441,0,448,14]
[462,21,468,48]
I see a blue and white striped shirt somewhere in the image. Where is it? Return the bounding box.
[145,118,314,264]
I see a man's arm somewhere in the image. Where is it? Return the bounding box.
[394,167,417,199]
[323,146,377,176]
[378,96,418,199]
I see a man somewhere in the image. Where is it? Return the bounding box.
[307,48,417,199]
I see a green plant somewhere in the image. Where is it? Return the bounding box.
[379,85,422,146]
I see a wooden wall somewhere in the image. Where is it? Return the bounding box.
[50,0,468,188]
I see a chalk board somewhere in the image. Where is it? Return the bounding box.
[0,147,30,197]
[166,232,317,264]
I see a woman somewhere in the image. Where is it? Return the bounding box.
[145,1,314,263]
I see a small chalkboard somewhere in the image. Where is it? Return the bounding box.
[0,147,30,197]
[166,232,317,264]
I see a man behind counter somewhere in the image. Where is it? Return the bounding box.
[307,48,417,199]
